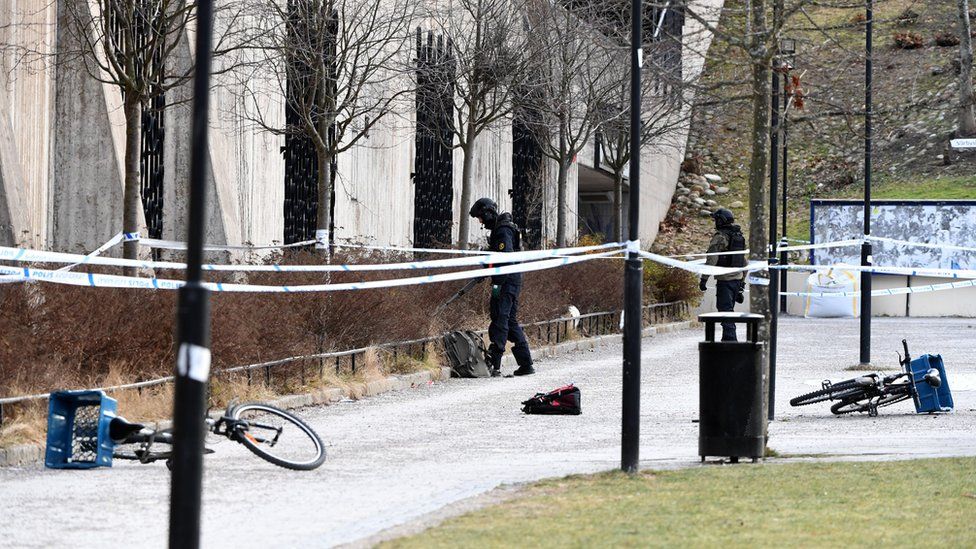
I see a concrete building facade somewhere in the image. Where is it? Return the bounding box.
[0,0,723,254]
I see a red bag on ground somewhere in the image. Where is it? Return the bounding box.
[521,384,581,415]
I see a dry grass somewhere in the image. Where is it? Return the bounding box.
[0,251,655,449]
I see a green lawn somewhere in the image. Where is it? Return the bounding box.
[788,175,976,242]
[386,458,976,548]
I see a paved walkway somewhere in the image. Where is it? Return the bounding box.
[1,317,974,548]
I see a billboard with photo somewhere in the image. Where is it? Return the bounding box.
[810,199,976,269]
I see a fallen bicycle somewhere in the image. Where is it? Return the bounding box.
[790,340,954,417]
[45,390,325,470]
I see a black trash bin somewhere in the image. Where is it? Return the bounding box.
[698,312,766,463]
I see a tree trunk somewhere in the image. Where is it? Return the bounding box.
[315,145,333,258]
[122,93,142,275]
[458,138,475,250]
[747,50,772,394]
[555,158,569,247]
[959,0,976,136]
[613,169,624,242]
[555,118,569,247]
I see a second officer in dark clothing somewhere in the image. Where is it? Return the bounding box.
[469,197,534,377]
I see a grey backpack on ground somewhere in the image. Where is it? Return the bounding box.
[442,330,491,378]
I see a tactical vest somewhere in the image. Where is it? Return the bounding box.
[493,219,522,252]
[717,227,747,268]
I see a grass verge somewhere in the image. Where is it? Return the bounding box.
[386,458,976,548]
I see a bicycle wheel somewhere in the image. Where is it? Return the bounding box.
[830,396,873,415]
[831,387,913,415]
[789,379,864,407]
[231,403,325,471]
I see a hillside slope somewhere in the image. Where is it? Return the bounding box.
[654,0,976,255]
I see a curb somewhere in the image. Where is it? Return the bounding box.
[0,320,695,468]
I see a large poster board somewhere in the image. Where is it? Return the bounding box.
[810,199,976,269]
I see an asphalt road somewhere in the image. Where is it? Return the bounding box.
[1,317,974,548]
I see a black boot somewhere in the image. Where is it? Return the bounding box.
[488,349,502,377]
[512,362,535,376]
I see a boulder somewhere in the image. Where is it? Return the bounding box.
[704,189,716,196]
[730,200,744,208]
[704,174,722,183]
[715,186,730,195]
[690,184,706,193]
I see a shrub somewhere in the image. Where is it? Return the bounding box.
[893,32,924,50]
[0,249,641,396]
[934,32,960,47]
[643,262,702,307]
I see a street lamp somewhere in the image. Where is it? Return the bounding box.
[778,38,796,314]
[767,35,796,420]
[861,1,873,366]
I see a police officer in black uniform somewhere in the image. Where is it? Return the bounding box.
[469,197,535,377]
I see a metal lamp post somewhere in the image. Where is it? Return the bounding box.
[778,38,795,314]
[169,0,214,546]
[860,1,873,366]
[767,37,795,421]
[621,0,643,473]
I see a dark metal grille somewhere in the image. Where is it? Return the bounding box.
[650,4,684,103]
[413,29,455,249]
[110,1,166,240]
[70,405,100,464]
[511,114,543,250]
[283,4,338,245]
[142,89,165,240]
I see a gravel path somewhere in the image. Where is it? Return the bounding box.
[1,317,974,548]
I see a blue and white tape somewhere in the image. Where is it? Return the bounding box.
[0,241,625,273]
[638,249,767,277]
[865,235,976,254]
[57,232,125,272]
[0,250,622,293]
[124,233,317,251]
[781,278,976,298]
[774,263,976,280]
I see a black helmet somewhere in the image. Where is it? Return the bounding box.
[469,197,498,228]
[712,208,734,228]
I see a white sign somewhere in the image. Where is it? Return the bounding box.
[950,138,976,150]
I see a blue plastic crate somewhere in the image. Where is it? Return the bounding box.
[909,355,953,413]
[45,390,118,469]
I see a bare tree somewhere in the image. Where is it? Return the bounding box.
[242,0,415,254]
[423,0,536,249]
[597,5,694,242]
[959,0,976,136]
[521,0,624,247]
[60,0,245,269]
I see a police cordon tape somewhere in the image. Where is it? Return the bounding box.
[865,235,976,254]
[58,232,125,272]
[4,235,976,296]
[0,249,625,292]
[0,241,624,273]
[668,238,863,258]
[123,233,318,251]
[779,278,976,298]
[125,233,495,256]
